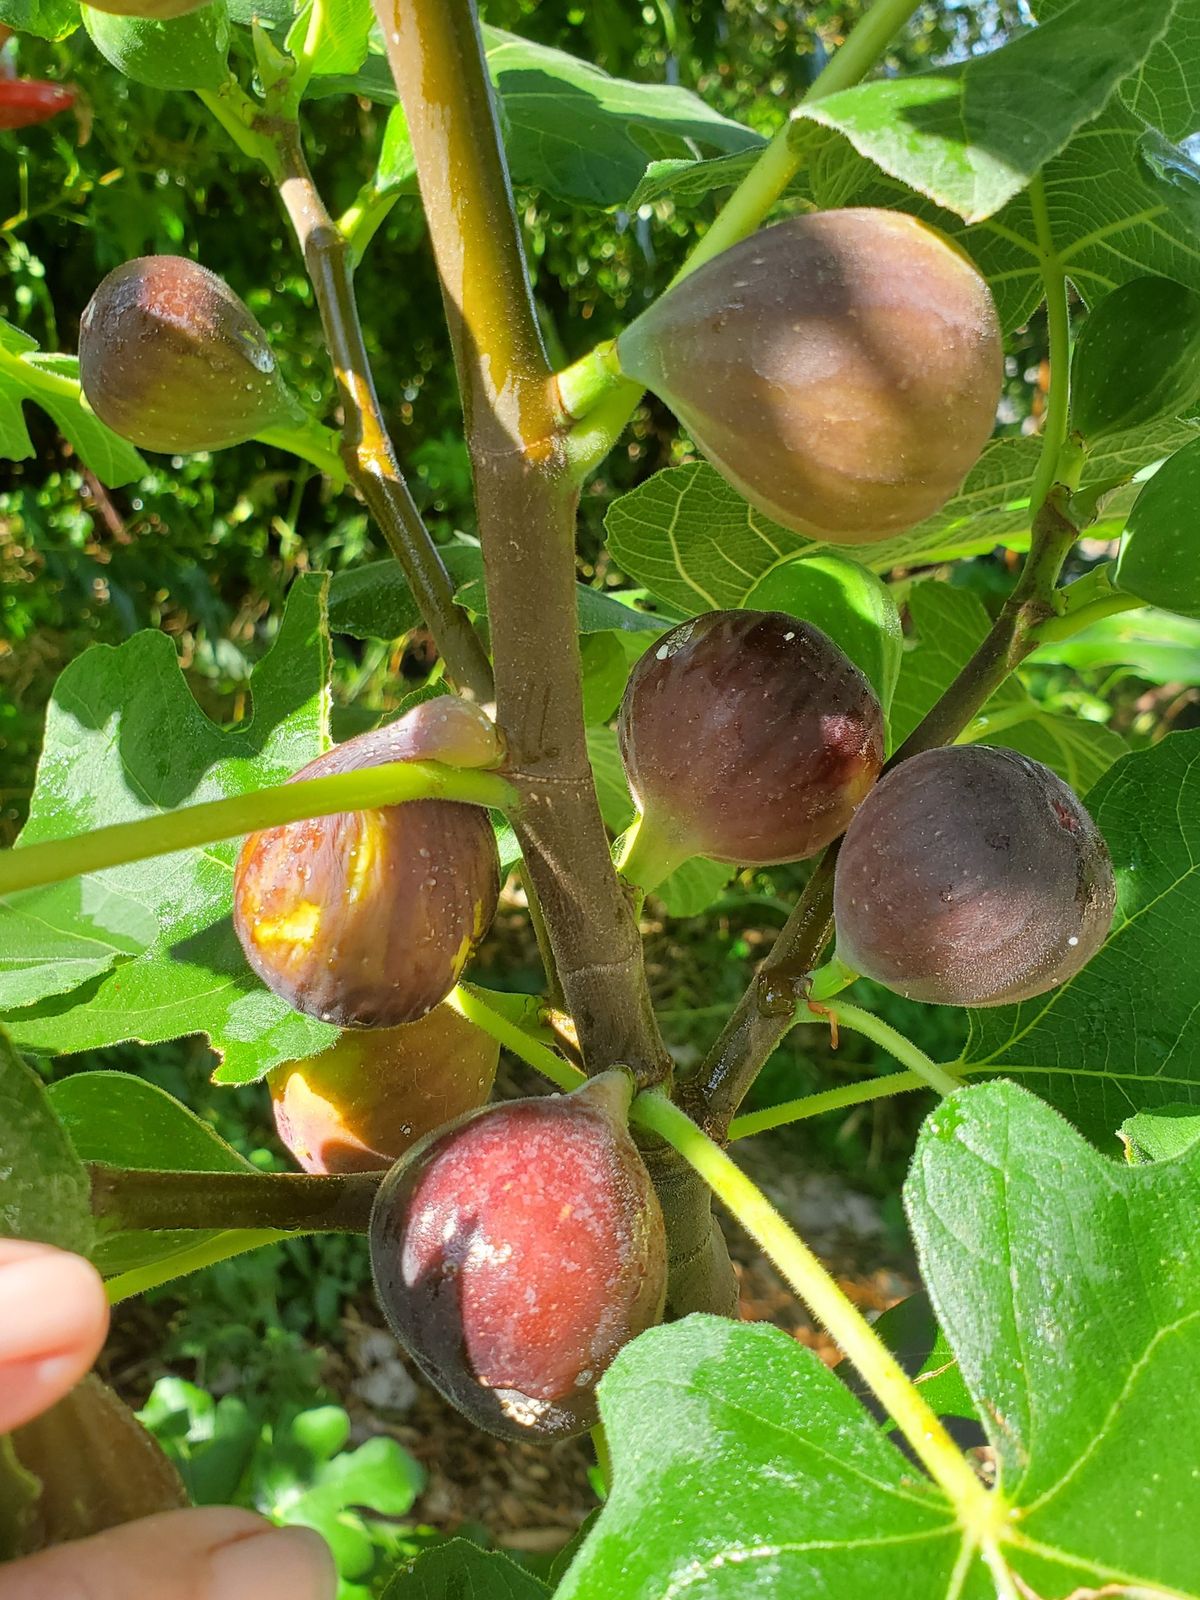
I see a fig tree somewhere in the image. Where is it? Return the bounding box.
[833,745,1116,1006]
[369,1072,667,1441]
[78,256,303,453]
[269,1004,500,1175]
[616,209,1003,543]
[617,609,884,883]
[234,721,500,1029]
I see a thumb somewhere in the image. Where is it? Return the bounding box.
[0,1240,109,1433]
[0,1508,336,1600]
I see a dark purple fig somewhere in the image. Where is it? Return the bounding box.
[617,609,884,881]
[78,256,302,453]
[369,1072,667,1441]
[616,209,1003,544]
[233,720,501,1029]
[8,1375,188,1558]
[833,745,1116,1006]
[269,1004,500,1175]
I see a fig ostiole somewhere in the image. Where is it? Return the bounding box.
[833,744,1116,1007]
[616,208,1003,544]
[269,1004,500,1175]
[369,1071,667,1441]
[234,718,501,1030]
[616,608,884,885]
[79,255,305,454]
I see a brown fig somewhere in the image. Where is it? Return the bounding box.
[616,209,1003,543]
[269,1004,500,1175]
[617,609,883,882]
[833,745,1116,1006]
[78,256,303,453]
[234,720,501,1029]
[370,1073,667,1441]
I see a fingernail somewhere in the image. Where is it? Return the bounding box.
[208,1526,336,1600]
[0,1253,103,1361]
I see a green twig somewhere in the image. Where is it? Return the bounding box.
[630,1090,1003,1531]
[0,762,517,897]
[727,1068,928,1141]
[821,1001,961,1097]
[89,1164,380,1234]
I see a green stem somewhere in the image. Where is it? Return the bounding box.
[824,1001,961,1097]
[195,84,281,175]
[727,1068,928,1141]
[1032,591,1146,642]
[613,810,691,896]
[0,762,517,897]
[104,1230,287,1305]
[446,983,586,1093]
[1026,175,1073,517]
[591,1424,613,1496]
[337,185,403,270]
[629,1091,1002,1528]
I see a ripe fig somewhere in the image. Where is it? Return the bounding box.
[369,1072,667,1441]
[269,1004,500,1175]
[617,609,884,882]
[234,720,501,1029]
[78,256,303,453]
[616,209,1003,543]
[833,745,1116,1006]
[7,1374,188,1558]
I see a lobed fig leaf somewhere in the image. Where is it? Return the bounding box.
[833,745,1116,1007]
[616,209,1002,544]
[78,256,303,454]
[1114,435,1200,619]
[618,609,883,883]
[234,720,501,1030]
[1071,275,1200,445]
[269,1004,500,1175]
[369,1072,667,1441]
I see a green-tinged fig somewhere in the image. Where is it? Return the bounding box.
[617,609,884,883]
[616,209,1002,543]
[234,721,501,1029]
[370,1072,667,1441]
[1071,276,1200,445]
[269,1004,500,1175]
[833,746,1116,1007]
[6,1374,187,1558]
[78,256,302,453]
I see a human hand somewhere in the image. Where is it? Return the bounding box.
[0,1239,336,1599]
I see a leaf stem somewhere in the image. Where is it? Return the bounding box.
[0,761,516,897]
[255,418,348,483]
[103,1230,287,1305]
[446,983,586,1093]
[629,1091,1001,1527]
[1026,175,1074,519]
[823,1001,961,1096]
[727,1068,928,1141]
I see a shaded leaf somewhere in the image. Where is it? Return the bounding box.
[0,1032,93,1254]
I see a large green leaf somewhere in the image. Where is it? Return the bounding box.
[313,26,761,210]
[1030,604,1200,682]
[891,582,1127,795]
[1115,434,1200,616]
[81,1,232,91]
[907,1081,1200,1591]
[560,1084,1200,1596]
[0,0,78,40]
[604,415,1198,603]
[0,1032,93,1254]
[49,1071,274,1282]
[0,575,338,1082]
[957,730,1200,1142]
[797,0,1173,222]
[1037,0,1200,143]
[286,0,371,80]
[1119,1103,1200,1162]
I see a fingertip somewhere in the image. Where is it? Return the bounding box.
[0,1245,109,1431]
[208,1523,338,1600]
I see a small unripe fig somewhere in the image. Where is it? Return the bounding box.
[833,745,1116,1006]
[78,256,302,453]
[370,1072,667,1441]
[8,1375,188,1558]
[618,609,884,879]
[83,0,212,15]
[234,721,500,1029]
[269,1004,500,1175]
[616,209,1003,543]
